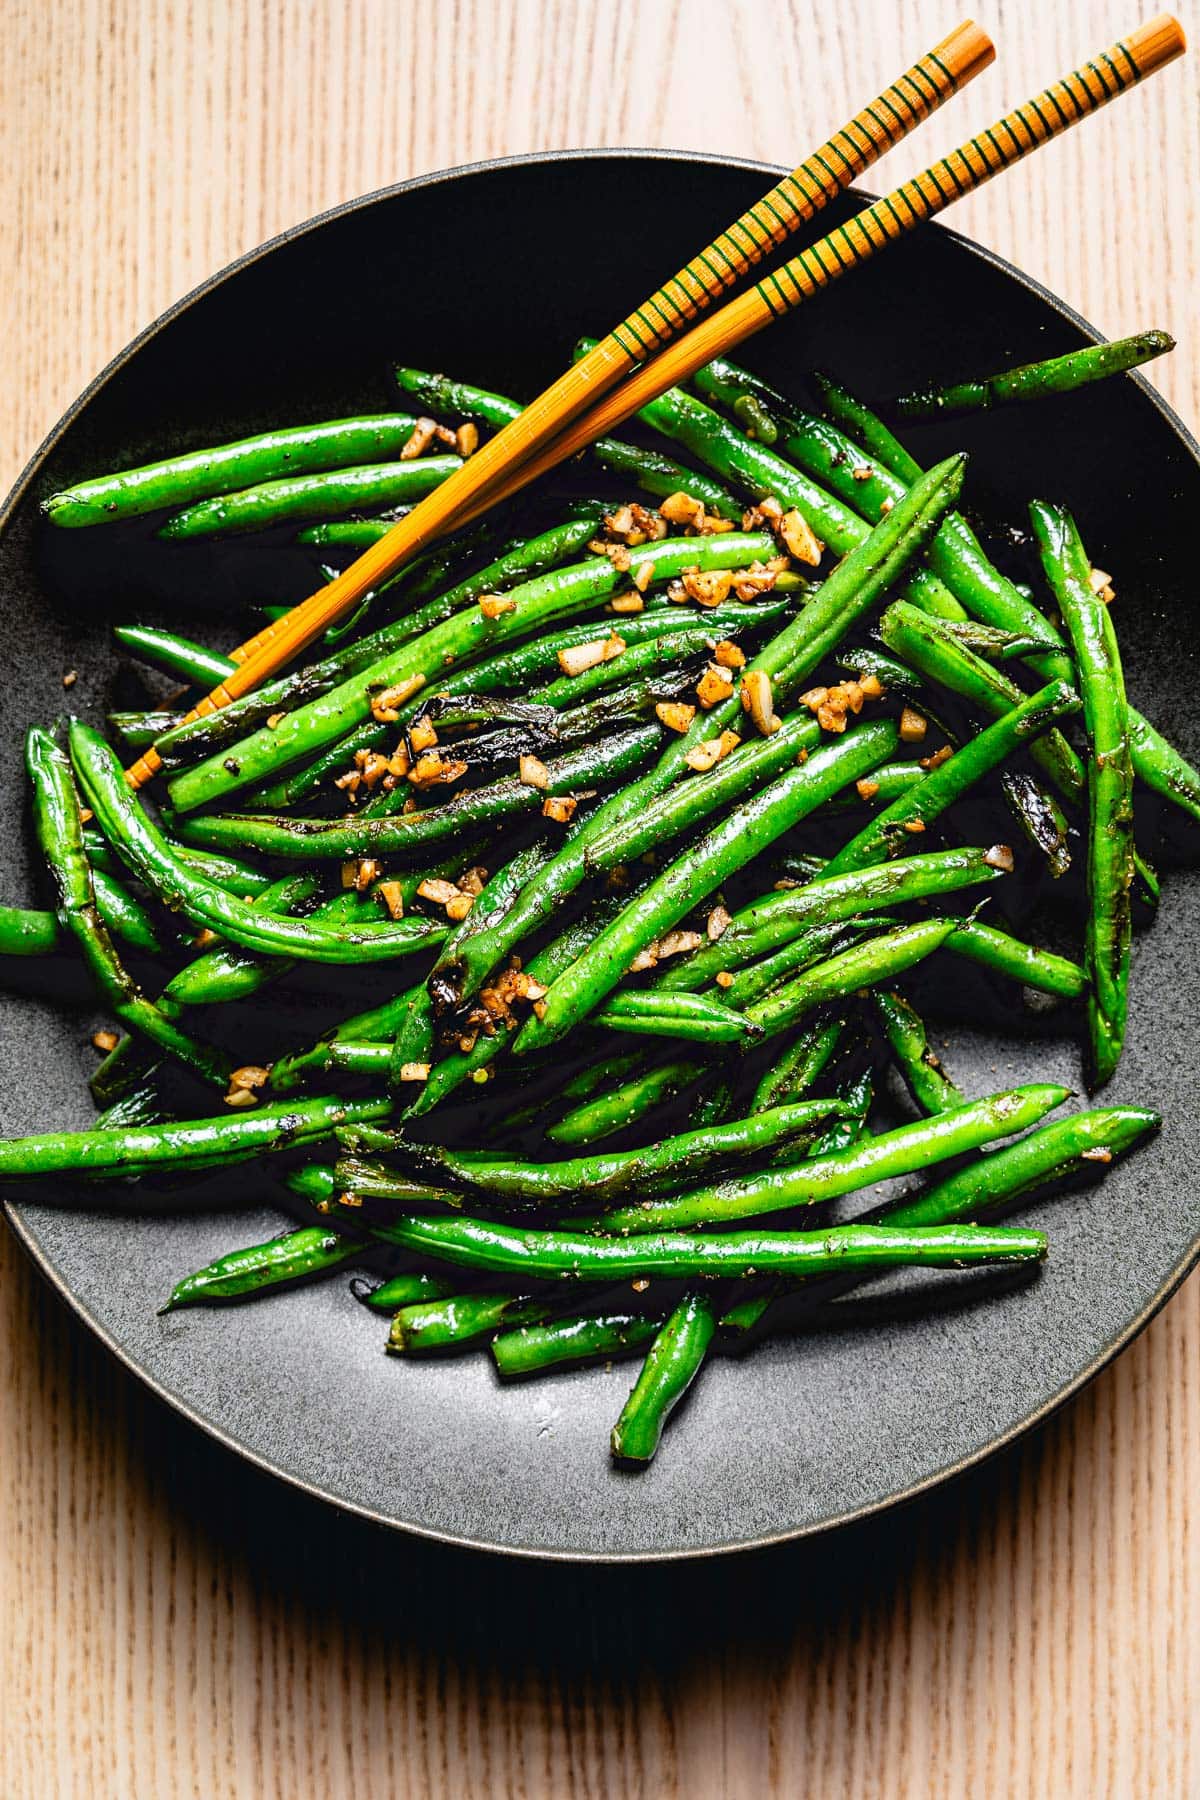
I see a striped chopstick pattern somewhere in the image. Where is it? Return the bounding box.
[124,21,994,785]
[607,20,989,360]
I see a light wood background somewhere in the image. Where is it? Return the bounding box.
[1,2,1197,1795]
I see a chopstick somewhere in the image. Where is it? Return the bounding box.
[459,13,1188,523]
[125,20,994,786]
[128,15,1186,790]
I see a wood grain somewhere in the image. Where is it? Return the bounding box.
[1,2,1196,1795]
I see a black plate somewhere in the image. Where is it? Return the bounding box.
[3,151,1198,1562]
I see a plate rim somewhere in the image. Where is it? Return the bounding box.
[3,145,1198,1564]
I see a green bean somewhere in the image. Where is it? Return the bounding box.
[584,708,822,872]
[595,1082,1068,1233]
[436,453,965,1008]
[716,919,884,1012]
[296,515,407,547]
[158,456,460,539]
[94,1084,167,1130]
[156,517,615,770]
[733,393,779,443]
[744,916,958,1041]
[658,847,1005,992]
[0,1093,392,1182]
[347,1097,849,1211]
[239,603,790,814]
[236,720,392,811]
[0,870,179,961]
[770,367,1200,826]
[107,710,185,754]
[879,601,1085,802]
[810,369,1093,667]
[175,724,661,860]
[837,645,926,696]
[352,1270,459,1313]
[384,975,436,1086]
[42,414,426,526]
[27,728,233,1090]
[0,904,62,958]
[391,366,737,517]
[291,988,753,1096]
[620,372,966,620]
[161,874,325,1004]
[589,437,738,516]
[396,513,609,631]
[162,1225,362,1310]
[384,840,550,1082]
[406,911,612,1119]
[723,360,1200,835]
[161,842,273,897]
[90,868,183,957]
[92,877,398,1109]
[948,918,1086,999]
[866,1105,1160,1228]
[593,987,759,1043]
[113,625,237,688]
[993,769,1075,875]
[390,368,521,426]
[694,360,1021,640]
[749,1013,849,1113]
[280,1161,337,1208]
[682,360,783,442]
[535,623,765,709]
[873,990,962,1114]
[71,721,445,965]
[93,874,365,1105]
[167,534,776,812]
[1125,708,1200,825]
[329,1152,458,1207]
[895,329,1175,418]
[823,680,1080,875]
[389,1291,553,1354]
[361,1210,1047,1281]
[273,1041,403,1089]
[706,364,1059,646]
[936,619,1065,662]
[813,371,921,482]
[84,828,272,900]
[720,1104,1155,1333]
[519,720,898,1051]
[493,1309,662,1377]
[395,511,606,621]
[1031,502,1134,1085]
[610,1289,718,1463]
[154,658,368,774]
[86,1037,164,1115]
[557,1050,645,1103]
[828,760,928,806]
[718,1237,843,1331]
[805,1065,874,1157]
[381,515,516,610]
[546,1058,705,1146]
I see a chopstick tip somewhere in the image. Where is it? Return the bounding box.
[1125,13,1187,71]
[936,19,997,84]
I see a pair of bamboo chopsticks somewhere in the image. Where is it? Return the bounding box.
[125,12,1186,788]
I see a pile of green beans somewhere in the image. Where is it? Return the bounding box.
[6,337,1191,1469]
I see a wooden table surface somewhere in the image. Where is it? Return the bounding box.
[2,2,1197,1794]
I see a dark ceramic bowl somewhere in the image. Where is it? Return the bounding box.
[3,151,1198,1562]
